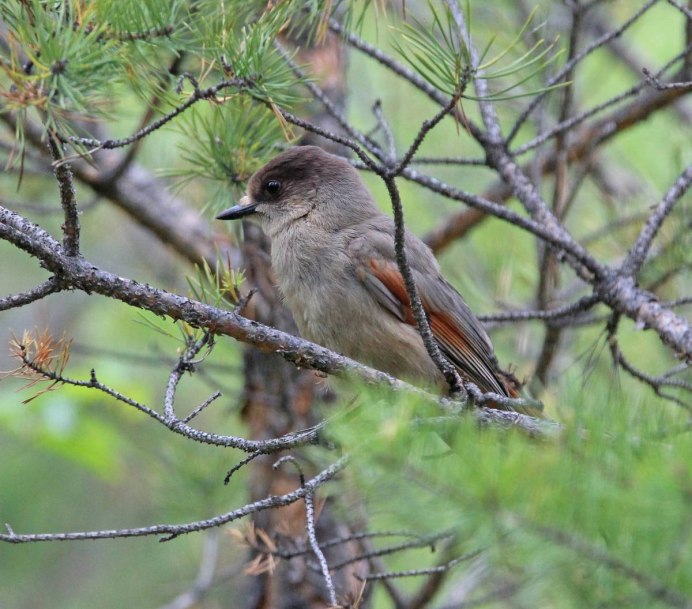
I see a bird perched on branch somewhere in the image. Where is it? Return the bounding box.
[217,145,521,403]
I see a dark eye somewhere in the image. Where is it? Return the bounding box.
[265,180,281,195]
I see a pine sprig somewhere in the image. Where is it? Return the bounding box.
[0,1,120,133]
[182,0,306,108]
[0,0,187,156]
[392,1,567,101]
[186,253,246,309]
[163,98,290,206]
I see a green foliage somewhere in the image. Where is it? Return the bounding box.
[186,253,246,309]
[392,2,473,97]
[166,98,290,204]
[393,2,566,100]
[0,1,120,136]
[0,0,311,159]
[93,0,183,37]
[0,0,188,152]
[183,0,307,106]
[326,386,691,607]
[93,0,185,107]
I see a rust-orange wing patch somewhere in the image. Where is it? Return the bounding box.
[362,259,508,396]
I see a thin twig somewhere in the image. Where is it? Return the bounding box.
[0,277,62,311]
[6,326,319,453]
[274,456,338,606]
[372,99,397,161]
[246,528,454,561]
[359,548,483,581]
[477,295,599,323]
[513,48,692,156]
[506,0,660,143]
[275,40,384,160]
[164,331,214,421]
[607,317,691,410]
[306,487,338,606]
[61,78,251,155]
[392,94,461,176]
[328,17,450,110]
[224,451,262,485]
[621,164,692,277]
[329,532,454,571]
[384,176,464,395]
[47,135,80,256]
[396,166,603,277]
[642,67,692,91]
[278,109,379,172]
[0,458,348,544]
[182,391,222,424]
[410,156,487,166]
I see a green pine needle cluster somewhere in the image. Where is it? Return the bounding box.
[186,253,246,309]
[0,1,121,136]
[165,98,290,206]
[183,0,309,106]
[393,2,566,100]
[0,0,319,160]
[93,0,183,39]
[0,0,185,148]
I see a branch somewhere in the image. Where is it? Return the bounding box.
[477,295,599,323]
[392,94,461,176]
[47,135,80,256]
[61,78,251,154]
[397,166,603,277]
[278,108,379,172]
[621,164,692,277]
[328,18,449,110]
[275,40,384,160]
[644,67,692,91]
[384,172,464,396]
[329,533,453,572]
[506,0,660,143]
[273,457,338,607]
[0,205,554,437]
[440,0,692,361]
[164,331,215,421]
[0,277,62,311]
[359,548,483,581]
[607,316,691,409]
[2,111,232,268]
[424,71,692,253]
[0,458,348,544]
[372,100,397,161]
[597,274,692,359]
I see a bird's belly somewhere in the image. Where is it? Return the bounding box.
[285,283,443,387]
[271,235,442,386]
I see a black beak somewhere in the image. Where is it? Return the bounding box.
[216,200,258,220]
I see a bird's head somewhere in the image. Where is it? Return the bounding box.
[216,146,378,237]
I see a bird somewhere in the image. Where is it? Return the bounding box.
[217,145,520,402]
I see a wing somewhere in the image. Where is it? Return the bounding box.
[349,226,511,396]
